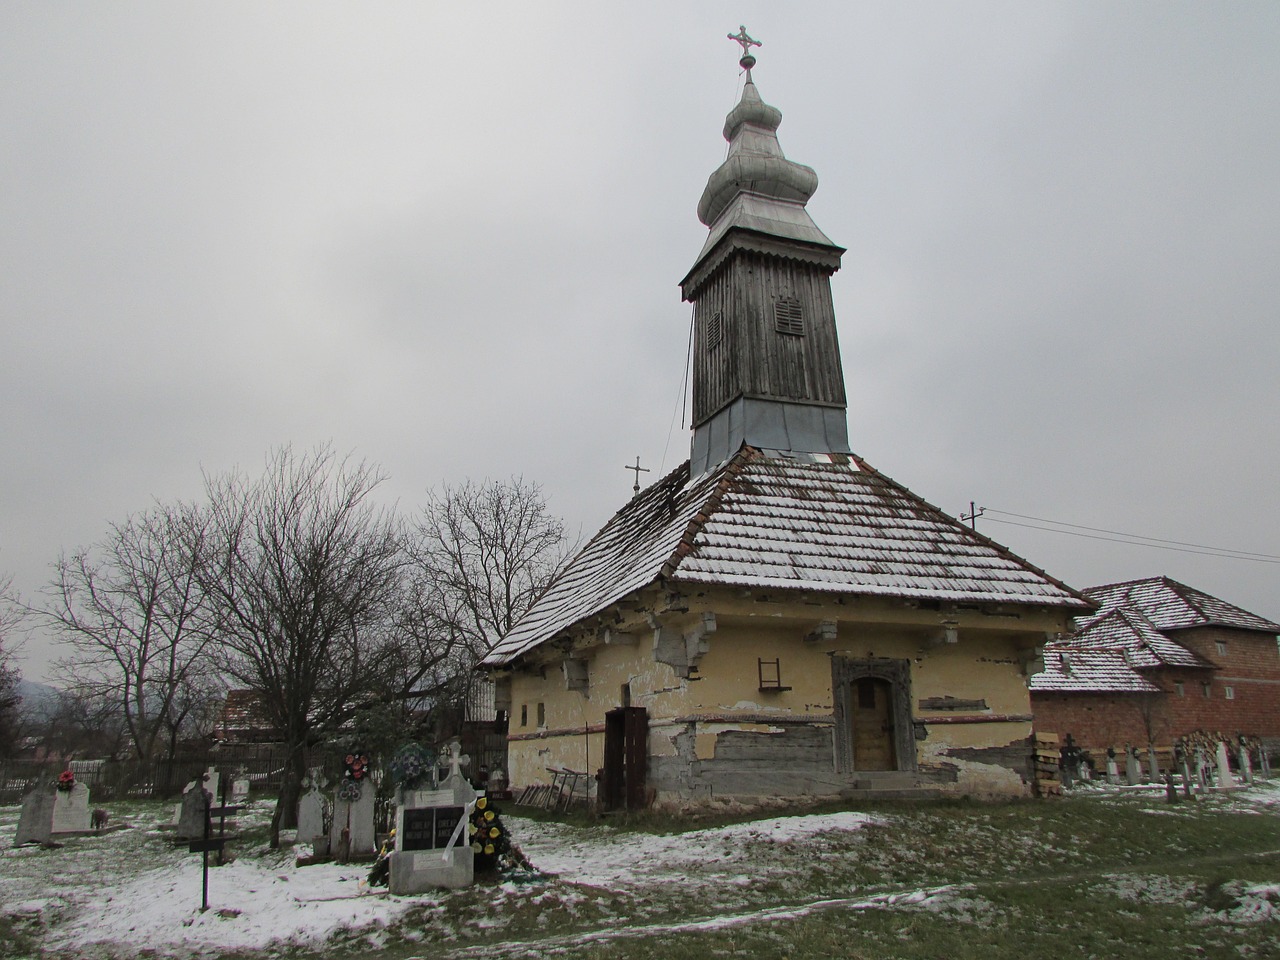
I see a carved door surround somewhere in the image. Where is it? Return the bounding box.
[831,656,917,775]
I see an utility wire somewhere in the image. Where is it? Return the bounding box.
[983,510,1280,564]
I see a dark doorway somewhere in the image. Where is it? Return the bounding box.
[602,707,648,810]
[851,677,896,771]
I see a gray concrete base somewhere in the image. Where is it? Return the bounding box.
[388,847,474,893]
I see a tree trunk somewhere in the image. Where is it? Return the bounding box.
[269,742,306,849]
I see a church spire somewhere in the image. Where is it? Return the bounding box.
[681,32,850,475]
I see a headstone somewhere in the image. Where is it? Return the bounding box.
[1238,744,1254,784]
[1105,748,1119,784]
[14,784,56,846]
[1147,747,1160,782]
[1196,750,1210,792]
[297,779,325,844]
[330,782,376,858]
[51,782,91,834]
[1260,748,1272,780]
[1125,746,1142,786]
[231,777,250,802]
[1215,741,1234,789]
[1179,755,1194,799]
[203,767,221,804]
[390,743,476,893]
[176,784,211,841]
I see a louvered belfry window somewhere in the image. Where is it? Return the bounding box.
[774,296,804,335]
[706,310,723,350]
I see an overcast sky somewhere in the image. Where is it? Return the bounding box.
[4,3,1278,683]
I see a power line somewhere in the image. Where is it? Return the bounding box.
[982,509,1280,565]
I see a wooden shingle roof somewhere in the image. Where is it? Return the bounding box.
[483,448,1091,667]
[1027,647,1163,694]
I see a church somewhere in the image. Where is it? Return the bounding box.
[481,34,1092,805]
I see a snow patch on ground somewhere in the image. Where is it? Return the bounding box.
[512,810,881,889]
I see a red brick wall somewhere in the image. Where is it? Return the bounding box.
[1032,628,1280,751]
[1032,691,1164,752]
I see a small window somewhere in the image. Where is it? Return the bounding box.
[520,704,528,727]
[1202,682,1212,699]
[774,297,804,335]
[536,702,545,727]
[1175,681,1185,698]
[1225,685,1235,700]
[1215,640,1227,655]
[706,310,723,350]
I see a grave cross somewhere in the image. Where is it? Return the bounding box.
[727,25,762,78]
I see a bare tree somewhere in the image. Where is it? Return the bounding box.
[199,445,455,848]
[412,477,569,718]
[0,575,24,758]
[39,504,216,762]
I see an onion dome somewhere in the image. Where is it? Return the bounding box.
[696,80,820,228]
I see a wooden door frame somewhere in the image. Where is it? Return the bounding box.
[831,656,917,775]
[602,706,648,810]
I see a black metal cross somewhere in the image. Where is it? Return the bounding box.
[625,456,651,495]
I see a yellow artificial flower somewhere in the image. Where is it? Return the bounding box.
[484,843,494,854]
[476,798,487,810]
[489,826,500,838]
[471,841,482,852]
[484,810,495,821]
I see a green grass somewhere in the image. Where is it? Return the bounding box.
[365,792,1280,960]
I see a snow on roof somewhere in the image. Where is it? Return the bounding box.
[483,448,1091,667]
[1028,646,1163,693]
[1081,577,1280,635]
[1059,608,1214,670]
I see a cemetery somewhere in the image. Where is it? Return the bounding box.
[3,737,1279,959]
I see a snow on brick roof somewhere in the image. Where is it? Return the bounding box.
[1059,607,1214,670]
[1081,577,1280,635]
[1027,646,1162,693]
[483,447,1091,667]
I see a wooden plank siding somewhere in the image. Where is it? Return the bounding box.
[693,252,845,427]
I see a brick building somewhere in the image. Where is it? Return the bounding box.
[1030,577,1280,758]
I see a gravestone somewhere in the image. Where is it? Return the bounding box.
[14,784,56,846]
[1146,747,1160,782]
[176,783,211,841]
[330,782,375,858]
[1105,748,1119,784]
[1238,743,1254,785]
[1125,746,1142,785]
[297,773,325,845]
[390,741,476,893]
[231,777,250,802]
[1214,741,1234,790]
[51,782,91,834]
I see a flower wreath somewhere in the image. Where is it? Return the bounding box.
[55,770,76,793]
[389,742,433,792]
[468,796,510,868]
[338,751,370,801]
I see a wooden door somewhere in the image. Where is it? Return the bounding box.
[602,707,648,810]
[852,677,896,771]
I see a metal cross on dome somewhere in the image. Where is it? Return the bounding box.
[728,25,762,76]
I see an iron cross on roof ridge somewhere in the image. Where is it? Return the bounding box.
[728,25,761,76]
[625,456,651,495]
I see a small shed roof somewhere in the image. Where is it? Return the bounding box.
[483,448,1091,667]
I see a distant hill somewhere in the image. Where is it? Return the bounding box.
[16,679,61,717]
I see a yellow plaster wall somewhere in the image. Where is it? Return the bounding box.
[503,602,1047,794]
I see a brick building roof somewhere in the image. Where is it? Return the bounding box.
[1030,576,1275,693]
[1081,576,1280,635]
[483,447,1091,667]
[1028,647,1162,693]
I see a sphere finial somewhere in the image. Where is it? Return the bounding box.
[727,25,761,78]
